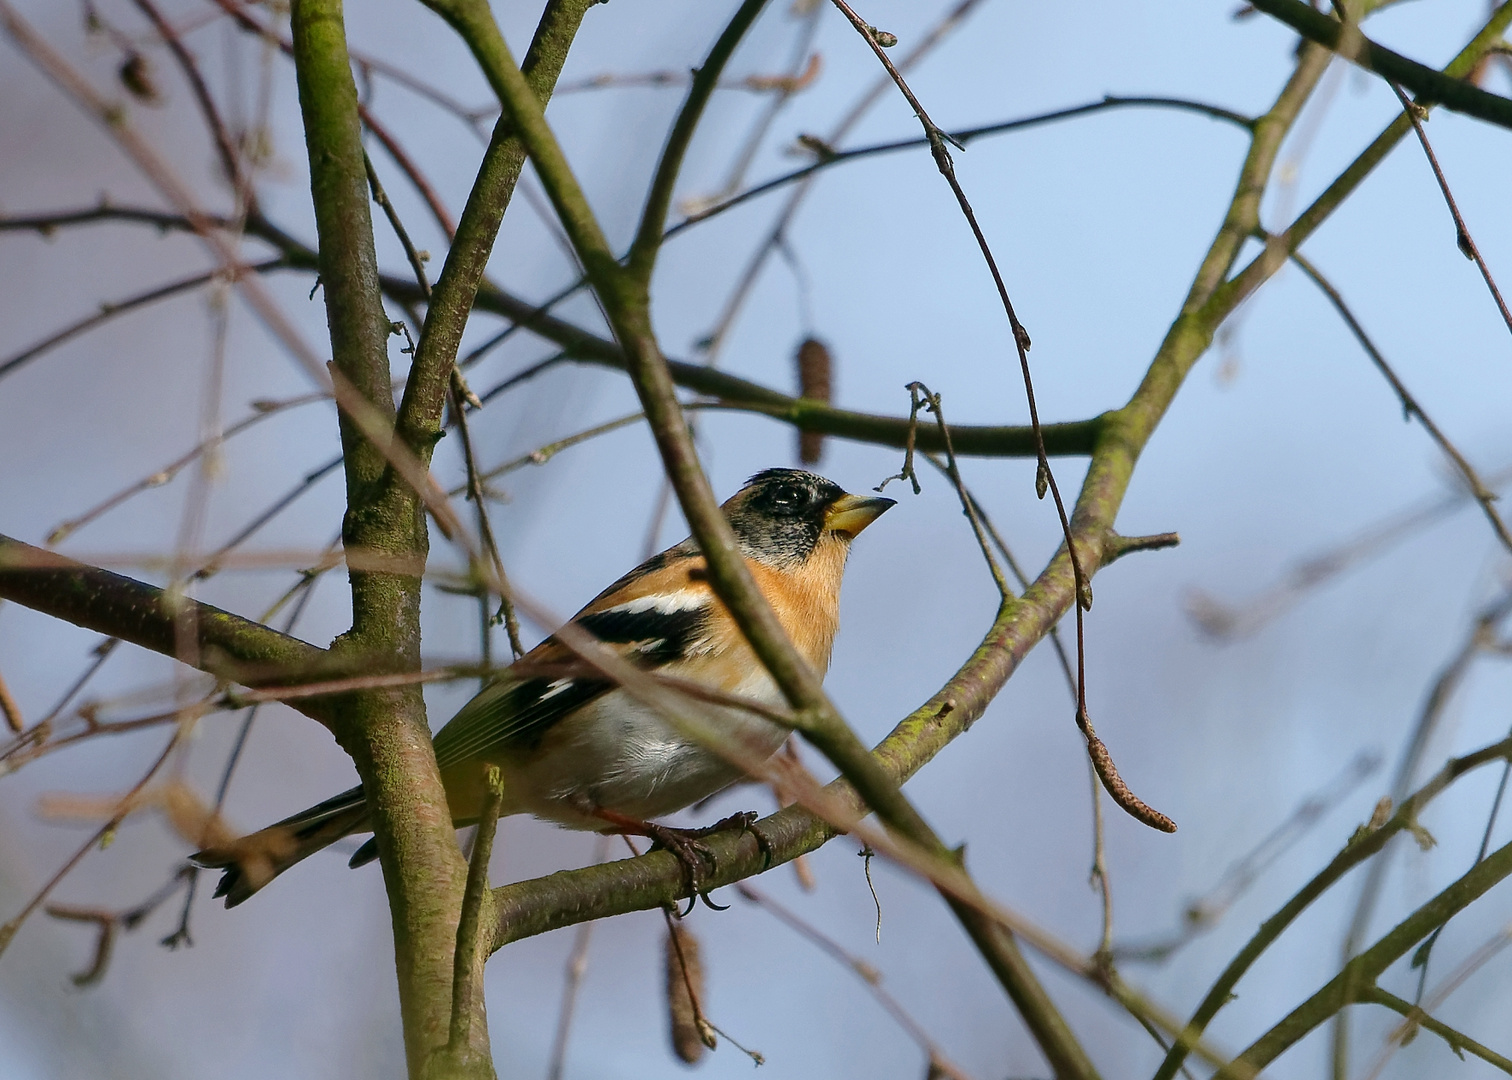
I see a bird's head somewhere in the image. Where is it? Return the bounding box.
[723,468,894,568]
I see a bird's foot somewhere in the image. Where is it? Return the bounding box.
[595,809,770,911]
[680,810,776,872]
[641,821,721,906]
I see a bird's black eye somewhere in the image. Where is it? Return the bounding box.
[767,482,807,514]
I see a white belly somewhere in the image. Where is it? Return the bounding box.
[507,674,792,828]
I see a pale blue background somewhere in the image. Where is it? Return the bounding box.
[2,1,1511,1077]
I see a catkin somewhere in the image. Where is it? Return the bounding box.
[665,921,708,1065]
[795,337,833,465]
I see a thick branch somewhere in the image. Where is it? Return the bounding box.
[0,534,339,726]
[1250,0,1512,133]
[1226,2,1512,310]
[290,2,472,1074]
[290,27,390,463]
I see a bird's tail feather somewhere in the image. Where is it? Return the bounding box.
[190,785,368,907]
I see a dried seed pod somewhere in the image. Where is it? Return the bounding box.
[117,52,161,105]
[0,667,22,733]
[795,337,833,465]
[665,921,710,1064]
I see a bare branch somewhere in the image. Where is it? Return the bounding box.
[1387,81,1512,342]
[0,533,341,726]
[1249,0,1512,132]
[1289,247,1512,552]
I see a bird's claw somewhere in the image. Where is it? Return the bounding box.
[645,811,770,911]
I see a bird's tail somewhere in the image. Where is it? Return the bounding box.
[190,786,369,907]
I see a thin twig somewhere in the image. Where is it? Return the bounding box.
[213,0,494,140]
[0,700,225,774]
[926,455,1115,948]
[1408,727,1512,1002]
[164,567,328,948]
[1116,750,1381,964]
[359,101,457,239]
[544,835,609,1080]
[45,391,328,546]
[127,0,247,201]
[1,198,1105,458]
[363,150,433,301]
[1388,80,1512,340]
[530,60,823,99]
[0,3,478,559]
[1339,587,1512,969]
[902,382,1009,596]
[0,728,182,958]
[688,0,990,366]
[0,258,286,388]
[364,146,523,657]
[1289,248,1512,553]
[444,765,505,1063]
[699,10,822,205]
[1360,984,1512,1077]
[191,457,345,580]
[1188,463,1512,639]
[832,0,1175,835]
[737,881,977,1080]
[451,390,525,658]
[0,1,330,381]
[45,865,196,985]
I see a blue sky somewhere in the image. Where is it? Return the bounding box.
[2,1,1512,1077]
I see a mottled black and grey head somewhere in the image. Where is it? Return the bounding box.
[722,468,894,568]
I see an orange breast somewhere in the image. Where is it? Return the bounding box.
[745,534,848,675]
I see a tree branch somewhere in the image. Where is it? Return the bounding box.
[393,0,596,477]
[484,0,1512,1053]
[1225,2,1512,309]
[1360,984,1512,1075]
[1249,0,1512,132]
[1217,832,1512,1078]
[624,0,768,282]
[0,203,1099,458]
[1154,734,1512,1080]
[289,1,474,1073]
[0,533,339,726]
[1288,247,1512,553]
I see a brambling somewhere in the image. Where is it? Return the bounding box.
[195,468,893,905]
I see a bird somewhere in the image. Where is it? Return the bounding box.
[193,468,894,906]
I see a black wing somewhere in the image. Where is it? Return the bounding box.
[430,601,712,766]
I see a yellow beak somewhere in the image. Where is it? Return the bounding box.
[824,492,896,537]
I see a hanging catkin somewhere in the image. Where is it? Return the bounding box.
[795,337,833,465]
[665,920,711,1064]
